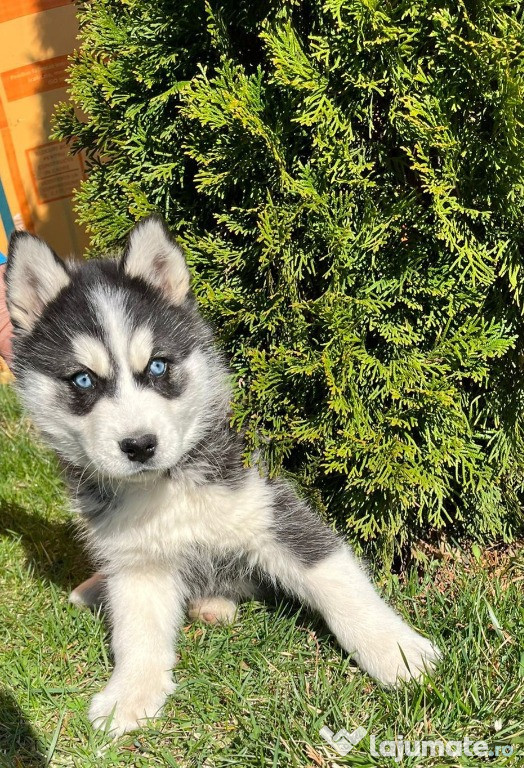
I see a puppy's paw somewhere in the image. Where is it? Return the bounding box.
[354,624,440,686]
[88,673,175,736]
[187,596,238,625]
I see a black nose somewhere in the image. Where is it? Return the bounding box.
[119,434,157,463]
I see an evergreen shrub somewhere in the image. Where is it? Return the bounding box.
[55,0,524,562]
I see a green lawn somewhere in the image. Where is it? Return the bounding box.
[1,382,523,767]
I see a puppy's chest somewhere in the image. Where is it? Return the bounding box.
[82,473,271,564]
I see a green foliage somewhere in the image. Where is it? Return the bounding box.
[54,0,524,560]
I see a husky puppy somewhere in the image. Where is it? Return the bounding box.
[5,217,439,735]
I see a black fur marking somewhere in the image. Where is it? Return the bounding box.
[269,480,339,567]
[67,374,118,416]
[133,362,188,399]
[172,422,246,487]
[177,545,269,602]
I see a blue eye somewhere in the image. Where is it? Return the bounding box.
[72,371,94,389]
[149,359,167,377]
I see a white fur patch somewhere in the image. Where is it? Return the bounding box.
[87,466,275,564]
[128,326,153,373]
[91,286,131,369]
[72,334,112,379]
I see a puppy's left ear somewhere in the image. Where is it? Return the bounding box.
[122,216,190,305]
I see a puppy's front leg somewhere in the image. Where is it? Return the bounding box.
[88,567,184,736]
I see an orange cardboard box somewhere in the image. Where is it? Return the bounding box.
[0,0,88,257]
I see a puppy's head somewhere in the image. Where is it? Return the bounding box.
[5,216,229,478]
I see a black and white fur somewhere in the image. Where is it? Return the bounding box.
[5,217,440,735]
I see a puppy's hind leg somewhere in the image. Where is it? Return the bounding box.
[69,571,105,609]
[187,596,238,625]
[187,575,260,625]
[256,480,440,686]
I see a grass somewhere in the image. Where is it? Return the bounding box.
[0,381,523,767]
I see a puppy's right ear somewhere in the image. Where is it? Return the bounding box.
[5,232,70,333]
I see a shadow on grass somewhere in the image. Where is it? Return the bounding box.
[0,499,91,593]
[0,690,46,768]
